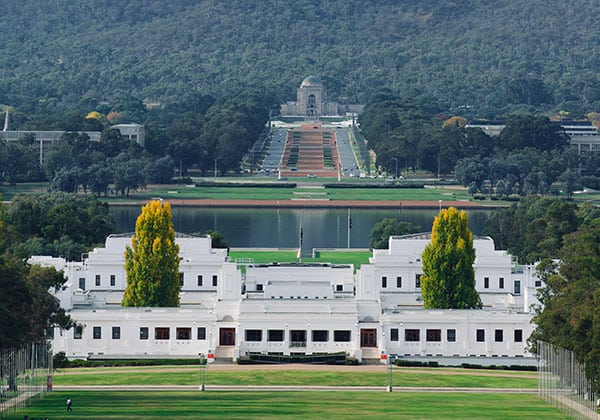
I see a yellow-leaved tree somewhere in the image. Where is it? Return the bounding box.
[122,200,180,307]
[421,207,481,309]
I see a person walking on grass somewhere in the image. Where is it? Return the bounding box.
[66,397,72,411]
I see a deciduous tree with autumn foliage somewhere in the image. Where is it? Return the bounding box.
[122,200,180,307]
[421,207,482,309]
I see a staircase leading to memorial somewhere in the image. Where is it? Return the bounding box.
[280,124,340,177]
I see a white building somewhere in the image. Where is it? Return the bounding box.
[34,233,541,364]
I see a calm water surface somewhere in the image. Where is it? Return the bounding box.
[110,206,493,249]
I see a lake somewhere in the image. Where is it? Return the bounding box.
[110,206,493,249]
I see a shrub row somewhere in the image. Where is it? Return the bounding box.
[195,181,296,188]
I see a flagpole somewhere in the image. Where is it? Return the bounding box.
[347,208,351,249]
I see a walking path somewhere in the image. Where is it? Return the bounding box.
[53,384,536,393]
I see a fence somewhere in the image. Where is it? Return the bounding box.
[0,343,52,417]
[538,340,599,420]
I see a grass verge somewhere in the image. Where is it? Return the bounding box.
[52,367,537,389]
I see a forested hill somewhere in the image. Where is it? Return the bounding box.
[2,0,600,117]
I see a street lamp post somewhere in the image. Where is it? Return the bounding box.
[199,353,207,391]
[391,157,398,179]
[214,157,219,179]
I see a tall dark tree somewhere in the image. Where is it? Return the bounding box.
[531,219,600,392]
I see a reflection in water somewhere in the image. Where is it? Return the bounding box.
[111,206,493,249]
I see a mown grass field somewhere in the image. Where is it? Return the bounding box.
[6,391,570,419]
[51,366,537,389]
[228,250,372,266]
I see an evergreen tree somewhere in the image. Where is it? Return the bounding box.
[122,200,180,307]
[421,207,482,309]
[531,219,600,392]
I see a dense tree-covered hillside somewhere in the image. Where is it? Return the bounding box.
[1,0,600,117]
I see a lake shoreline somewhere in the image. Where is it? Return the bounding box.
[109,198,503,209]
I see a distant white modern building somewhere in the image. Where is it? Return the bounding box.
[1,109,145,164]
[467,120,600,154]
[34,233,541,364]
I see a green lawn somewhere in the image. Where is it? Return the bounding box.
[52,367,537,389]
[5,391,570,419]
[121,185,473,202]
[229,250,372,266]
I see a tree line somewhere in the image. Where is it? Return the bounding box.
[358,95,600,199]
[0,193,114,349]
[1,92,273,193]
[2,1,600,118]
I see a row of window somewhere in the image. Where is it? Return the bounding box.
[73,326,353,343]
[380,275,525,295]
[78,274,219,290]
[380,274,422,289]
[179,274,218,287]
[244,329,352,343]
[79,275,117,290]
[390,328,523,343]
[74,326,208,341]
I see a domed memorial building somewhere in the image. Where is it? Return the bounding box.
[280,76,363,117]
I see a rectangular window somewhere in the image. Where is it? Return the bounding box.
[396,276,402,288]
[447,329,456,342]
[290,330,306,347]
[47,327,55,339]
[110,274,116,286]
[176,327,191,340]
[140,327,149,340]
[74,325,83,339]
[381,276,387,288]
[112,326,121,339]
[197,275,203,286]
[535,280,542,287]
[336,284,343,292]
[426,329,442,342]
[312,330,329,342]
[499,277,504,289]
[484,277,489,289]
[514,280,521,295]
[333,330,351,342]
[268,330,284,342]
[245,329,263,342]
[78,278,85,290]
[405,329,420,342]
[514,329,523,342]
[476,329,485,342]
[155,327,170,340]
[179,272,184,287]
[197,327,206,340]
[212,275,218,287]
[390,328,399,341]
[495,329,503,342]
[415,274,422,288]
[95,274,101,286]
[93,326,102,340]
[256,284,263,291]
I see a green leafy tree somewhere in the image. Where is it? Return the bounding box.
[421,207,482,309]
[123,200,180,307]
[369,218,418,249]
[205,229,229,250]
[531,219,600,392]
